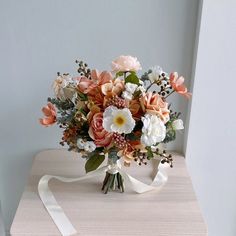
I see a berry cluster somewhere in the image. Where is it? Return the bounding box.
[106,95,126,108]
[76,60,91,78]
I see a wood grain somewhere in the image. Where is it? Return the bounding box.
[10,149,207,236]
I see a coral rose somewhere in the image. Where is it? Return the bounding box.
[140,92,170,123]
[88,112,113,147]
[39,102,57,126]
[111,55,142,72]
[170,72,191,99]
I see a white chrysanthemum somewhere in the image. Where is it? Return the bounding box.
[103,106,135,134]
[148,66,166,83]
[84,141,96,152]
[172,119,184,130]
[52,74,73,99]
[141,114,166,146]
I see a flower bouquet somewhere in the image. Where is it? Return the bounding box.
[40,55,191,194]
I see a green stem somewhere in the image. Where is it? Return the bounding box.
[164,90,175,99]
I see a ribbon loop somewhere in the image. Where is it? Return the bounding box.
[38,159,169,236]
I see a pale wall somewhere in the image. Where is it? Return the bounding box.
[185,0,236,235]
[0,0,198,232]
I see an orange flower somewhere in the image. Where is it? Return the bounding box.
[128,99,143,119]
[77,69,113,95]
[77,76,97,94]
[101,78,124,96]
[140,92,170,123]
[170,72,191,99]
[39,102,57,126]
[117,141,146,166]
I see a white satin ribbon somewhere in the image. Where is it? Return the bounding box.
[38,160,169,236]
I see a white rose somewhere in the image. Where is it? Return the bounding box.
[141,114,166,146]
[172,119,184,130]
[111,55,142,72]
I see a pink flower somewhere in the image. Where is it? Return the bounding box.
[88,112,113,147]
[77,69,112,95]
[140,92,170,123]
[39,102,57,126]
[77,76,97,94]
[111,55,142,72]
[170,72,191,99]
[91,69,112,85]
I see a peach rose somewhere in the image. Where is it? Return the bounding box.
[39,102,57,126]
[111,55,142,72]
[88,112,113,147]
[101,77,124,96]
[170,72,191,99]
[140,92,170,123]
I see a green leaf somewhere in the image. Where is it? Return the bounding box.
[85,154,105,173]
[125,72,139,85]
[146,147,154,160]
[115,71,124,77]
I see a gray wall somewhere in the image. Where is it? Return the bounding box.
[0,0,198,232]
[186,0,236,235]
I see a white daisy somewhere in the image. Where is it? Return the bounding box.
[103,106,135,134]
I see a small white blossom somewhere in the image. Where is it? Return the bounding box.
[103,106,135,134]
[172,119,184,130]
[84,141,96,152]
[148,66,166,83]
[141,114,166,146]
[125,83,138,93]
[122,82,138,100]
[122,91,133,100]
[77,138,85,149]
[137,85,146,94]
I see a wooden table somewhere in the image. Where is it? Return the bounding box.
[11,149,207,236]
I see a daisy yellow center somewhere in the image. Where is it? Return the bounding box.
[114,115,126,127]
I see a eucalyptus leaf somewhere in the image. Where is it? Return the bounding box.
[85,154,105,173]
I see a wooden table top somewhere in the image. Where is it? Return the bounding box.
[11,149,207,236]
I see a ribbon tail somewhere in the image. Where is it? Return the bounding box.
[38,166,108,236]
[118,162,169,194]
